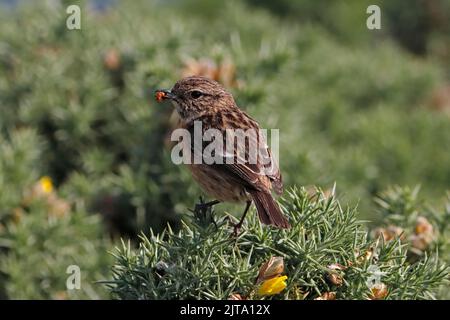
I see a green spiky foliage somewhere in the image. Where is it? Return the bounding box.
[1,208,112,300]
[107,187,449,300]
[372,186,450,298]
[0,130,112,299]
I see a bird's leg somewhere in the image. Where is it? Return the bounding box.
[231,200,252,236]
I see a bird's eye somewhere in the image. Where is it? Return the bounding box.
[190,90,202,99]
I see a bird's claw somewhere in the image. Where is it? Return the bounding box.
[225,217,243,237]
[232,223,242,237]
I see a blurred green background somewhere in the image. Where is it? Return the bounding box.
[0,0,449,299]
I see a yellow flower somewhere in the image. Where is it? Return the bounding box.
[39,176,53,194]
[257,275,287,296]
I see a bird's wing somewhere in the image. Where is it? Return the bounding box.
[185,111,283,194]
[264,148,283,195]
[238,110,283,194]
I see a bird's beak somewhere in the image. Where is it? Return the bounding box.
[155,89,176,102]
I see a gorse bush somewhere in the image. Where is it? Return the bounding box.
[107,187,449,300]
[0,129,43,222]
[0,130,111,299]
[372,186,450,298]
[245,0,450,58]
[1,204,112,299]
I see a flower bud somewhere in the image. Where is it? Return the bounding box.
[256,256,284,284]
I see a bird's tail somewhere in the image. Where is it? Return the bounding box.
[248,190,291,229]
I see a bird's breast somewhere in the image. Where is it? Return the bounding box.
[187,164,249,203]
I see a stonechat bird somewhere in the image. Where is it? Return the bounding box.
[156,76,290,232]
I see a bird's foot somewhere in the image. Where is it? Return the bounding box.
[225,218,243,237]
[232,222,243,237]
[228,200,252,237]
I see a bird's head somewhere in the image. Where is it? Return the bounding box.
[155,76,234,121]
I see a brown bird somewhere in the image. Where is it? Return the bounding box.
[156,76,290,232]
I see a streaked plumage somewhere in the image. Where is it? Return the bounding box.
[158,76,290,229]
